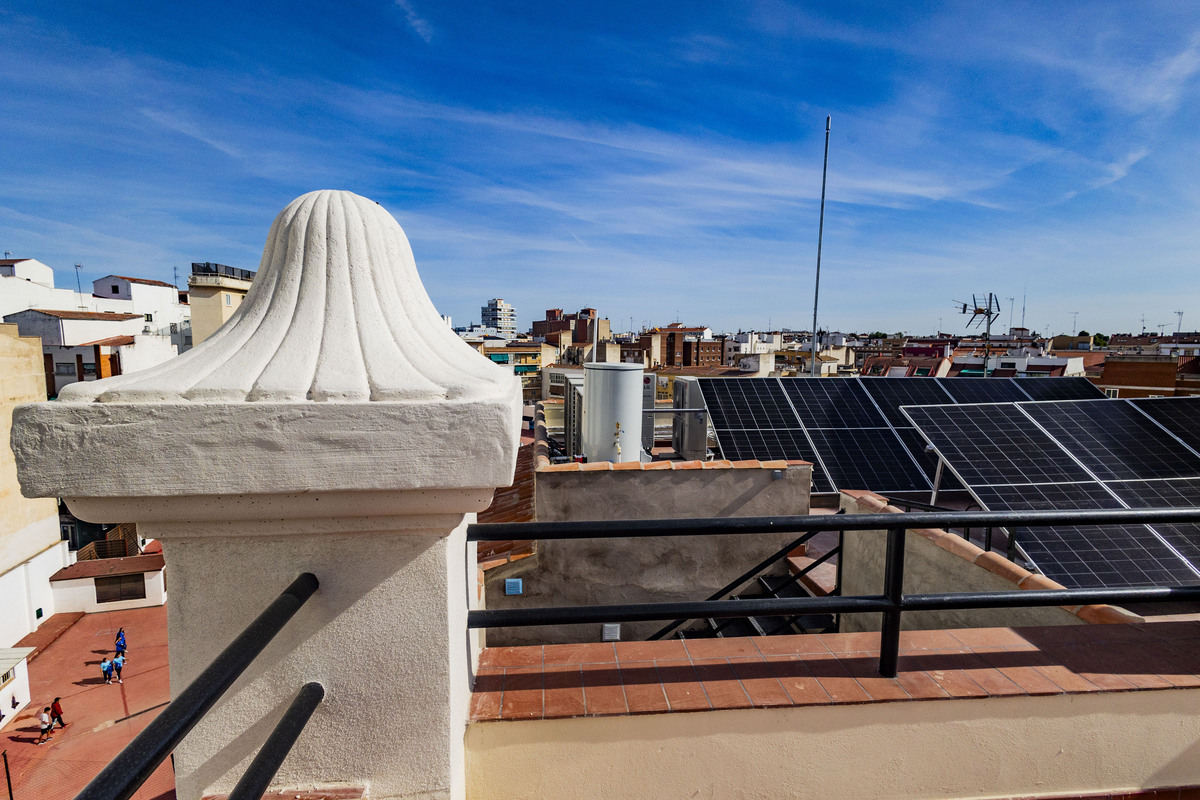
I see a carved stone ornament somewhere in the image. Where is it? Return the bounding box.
[12,190,521,502]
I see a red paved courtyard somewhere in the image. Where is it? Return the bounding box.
[1,604,174,800]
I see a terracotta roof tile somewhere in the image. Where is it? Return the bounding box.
[23,309,142,321]
[50,553,165,581]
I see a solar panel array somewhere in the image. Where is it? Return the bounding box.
[903,396,1200,589]
[696,376,1102,495]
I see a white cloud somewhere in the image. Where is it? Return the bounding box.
[395,0,434,44]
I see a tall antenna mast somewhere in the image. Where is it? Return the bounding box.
[74,263,86,310]
[1006,297,1015,334]
[1020,285,1027,331]
[810,115,831,377]
[1176,310,1185,334]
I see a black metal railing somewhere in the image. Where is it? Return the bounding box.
[77,573,320,800]
[468,508,1200,678]
[646,509,845,640]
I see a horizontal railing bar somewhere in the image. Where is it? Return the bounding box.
[75,573,320,800]
[467,585,1200,629]
[468,507,1200,541]
[472,596,895,627]
[226,682,325,800]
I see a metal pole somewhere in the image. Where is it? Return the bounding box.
[75,573,320,800]
[227,683,325,800]
[3,750,13,800]
[811,115,831,377]
[878,527,906,678]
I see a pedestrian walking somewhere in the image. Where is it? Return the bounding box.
[100,656,113,684]
[114,628,127,659]
[36,707,53,744]
[113,652,125,684]
[50,697,67,729]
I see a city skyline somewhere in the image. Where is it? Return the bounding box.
[2,3,1198,335]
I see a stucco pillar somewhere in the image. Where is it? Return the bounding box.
[10,191,521,800]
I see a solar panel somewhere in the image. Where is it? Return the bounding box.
[1148,524,1200,568]
[700,378,800,430]
[971,482,1122,512]
[893,427,963,490]
[1009,524,1191,589]
[1106,479,1200,508]
[937,378,1032,405]
[1022,401,1200,481]
[902,404,1093,486]
[860,378,954,427]
[1013,377,1106,402]
[804,428,930,492]
[1129,396,1200,453]
[779,378,888,428]
[713,429,835,494]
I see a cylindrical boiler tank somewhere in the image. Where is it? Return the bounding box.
[582,363,644,463]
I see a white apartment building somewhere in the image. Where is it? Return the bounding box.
[481,298,517,339]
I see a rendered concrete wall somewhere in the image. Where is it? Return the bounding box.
[838,494,1085,632]
[465,688,1200,800]
[488,464,812,645]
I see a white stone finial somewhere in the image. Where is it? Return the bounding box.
[59,190,510,404]
[12,190,521,500]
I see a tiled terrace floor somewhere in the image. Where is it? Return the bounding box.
[1,604,173,800]
[470,620,1200,721]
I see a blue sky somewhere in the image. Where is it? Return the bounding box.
[2,2,1198,336]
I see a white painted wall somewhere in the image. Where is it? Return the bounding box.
[0,657,33,725]
[0,530,67,647]
[0,259,54,286]
[59,316,145,345]
[50,570,166,614]
[119,335,181,374]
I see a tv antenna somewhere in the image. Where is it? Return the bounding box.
[1006,296,1015,334]
[1070,311,1079,335]
[810,115,832,377]
[74,263,87,310]
[1176,310,1185,334]
[954,293,1001,376]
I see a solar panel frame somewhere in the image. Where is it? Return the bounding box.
[1012,377,1106,402]
[860,377,956,427]
[1129,396,1200,454]
[778,378,889,429]
[1020,400,1200,481]
[1105,478,1200,508]
[936,378,1032,405]
[902,403,1095,486]
[803,428,931,492]
[700,378,801,431]
[1010,524,1192,588]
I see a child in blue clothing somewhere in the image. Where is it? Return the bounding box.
[100,656,113,684]
[113,653,125,684]
[114,628,127,658]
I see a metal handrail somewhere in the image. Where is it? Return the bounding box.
[467,507,1200,678]
[76,573,320,800]
[226,682,325,800]
[468,506,1200,541]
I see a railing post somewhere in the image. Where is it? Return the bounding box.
[878,527,906,678]
[10,191,522,800]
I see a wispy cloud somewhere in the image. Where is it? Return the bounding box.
[394,0,433,44]
[139,108,242,158]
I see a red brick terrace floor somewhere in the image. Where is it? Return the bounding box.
[1,605,173,800]
[470,620,1200,721]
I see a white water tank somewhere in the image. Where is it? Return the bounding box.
[583,363,644,463]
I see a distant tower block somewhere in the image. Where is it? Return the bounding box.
[482,298,516,339]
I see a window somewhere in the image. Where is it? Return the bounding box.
[1104,388,1119,399]
[1,667,14,688]
[95,574,146,604]
[82,362,97,375]
[225,294,232,306]
[144,313,154,323]
[111,285,119,294]
[54,363,75,375]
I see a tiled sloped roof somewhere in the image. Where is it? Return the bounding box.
[477,438,536,568]
[108,274,176,288]
[79,335,136,347]
[28,309,142,321]
[50,553,165,581]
